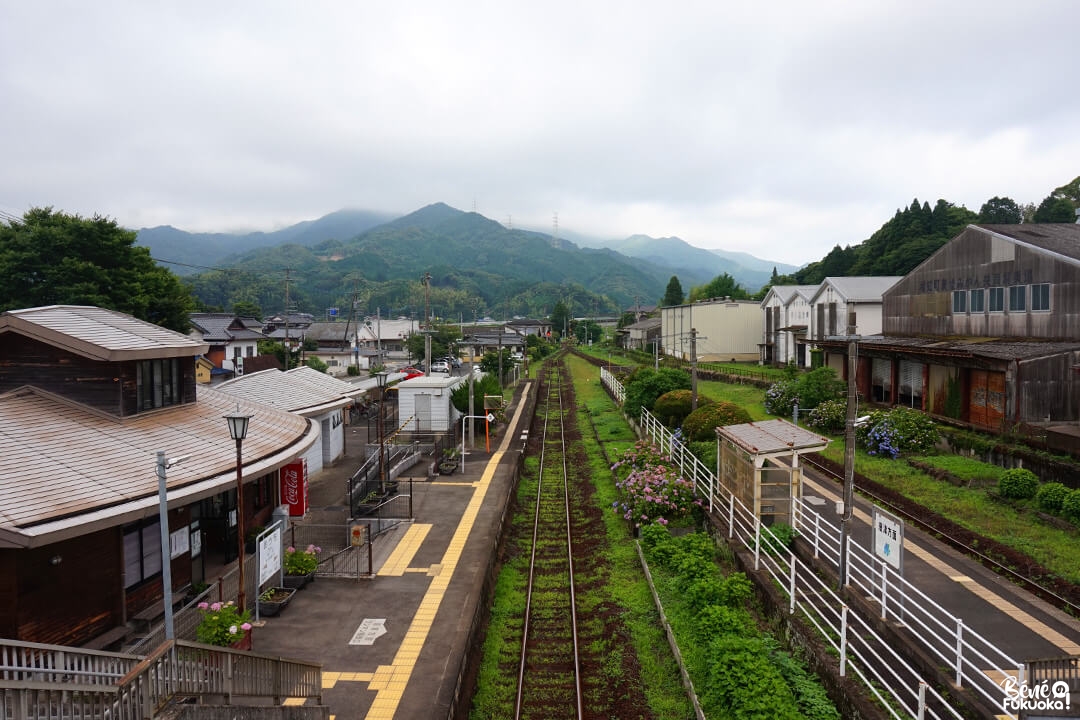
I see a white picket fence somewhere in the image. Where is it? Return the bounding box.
[600,366,1021,720]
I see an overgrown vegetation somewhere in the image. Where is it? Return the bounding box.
[640,525,840,720]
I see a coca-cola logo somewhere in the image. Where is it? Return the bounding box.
[283,468,300,505]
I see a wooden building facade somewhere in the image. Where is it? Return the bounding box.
[817,225,1080,432]
[0,306,317,648]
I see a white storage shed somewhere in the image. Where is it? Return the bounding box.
[396,375,467,432]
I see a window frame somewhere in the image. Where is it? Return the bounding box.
[988,287,1004,313]
[969,288,985,313]
[1008,285,1026,312]
[123,518,163,589]
[952,290,967,314]
[1031,283,1050,312]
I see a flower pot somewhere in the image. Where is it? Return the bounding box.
[438,461,458,475]
[257,587,296,617]
[229,631,252,651]
[283,572,315,590]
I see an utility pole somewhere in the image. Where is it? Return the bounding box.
[689,327,706,411]
[421,272,432,372]
[283,268,292,371]
[839,309,858,587]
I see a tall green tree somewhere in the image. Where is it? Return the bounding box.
[978,196,1022,224]
[0,207,195,331]
[688,273,751,302]
[550,301,572,338]
[662,276,684,307]
[1033,195,1076,223]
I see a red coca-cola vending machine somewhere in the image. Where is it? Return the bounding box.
[280,458,308,517]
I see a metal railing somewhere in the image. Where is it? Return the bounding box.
[0,638,322,719]
[600,366,1020,719]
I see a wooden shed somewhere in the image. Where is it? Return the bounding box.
[716,419,829,526]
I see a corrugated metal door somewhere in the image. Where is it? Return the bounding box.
[969,370,1005,430]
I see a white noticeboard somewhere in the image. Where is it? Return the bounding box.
[258,526,283,586]
[872,506,903,572]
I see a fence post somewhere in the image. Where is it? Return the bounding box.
[753,521,761,571]
[789,553,797,614]
[728,494,735,539]
[917,681,926,720]
[955,618,964,688]
[880,560,888,620]
[813,512,820,559]
[840,605,848,677]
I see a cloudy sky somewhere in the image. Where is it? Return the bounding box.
[2,2,1077,265]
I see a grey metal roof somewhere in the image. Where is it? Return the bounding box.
[811,276,903,304]
[975,223,1080,263]
[0,305,207,361]
[716,419,830,455]
[285,365,367,400]
[215,368,352,414]
[760,285,819,307]
[0,385,315,548]
[827,335,1080,361]
[189,313,267,343]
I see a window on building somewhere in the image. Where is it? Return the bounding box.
[952,290,966,314]
[233,346,242,360]
[988,287,1004,313]
[970,288,985,313]
[123,520,162,588]
[1031,283,1050,311]
[137,358,181,411]
[246,345,255,357]
[1008,285,1026,312]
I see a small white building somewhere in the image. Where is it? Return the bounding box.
[759,285,817,367]
[808,276,902,343]
[215,368,354,474]
[395,374,467,432]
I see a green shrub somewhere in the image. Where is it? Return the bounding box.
[1036,482,1069,514]
[695,604,754,640]
[682,401,752,441]
[653,389,708,428]
[764,368,845,417]
[684,577,724,612]
[624,367,692,418]
[719,572,754,607]
[1062,489,1080,525]
[997,468,1039,500]
[703,636,803,719]
[807,399,846,434]
[856,407,939,458]
[761,523,797,554]
[688,440,717,470]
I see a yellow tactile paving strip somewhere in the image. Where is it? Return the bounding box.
[803,475,1080,656]
[377,524,432,576]
[307,381,532,719]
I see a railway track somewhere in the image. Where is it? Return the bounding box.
[514,360,583,720]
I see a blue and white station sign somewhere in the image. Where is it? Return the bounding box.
[872,506,904,572]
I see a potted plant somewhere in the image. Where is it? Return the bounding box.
[257,586,296,617]
[283,544,321,589]
[196,600,253,650]
[438,447,461,475]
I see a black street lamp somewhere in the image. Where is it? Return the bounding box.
[376,371,388,495]
[224,405,253,610]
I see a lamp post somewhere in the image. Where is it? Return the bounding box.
[224,406,253,611]
[375,371,388,495]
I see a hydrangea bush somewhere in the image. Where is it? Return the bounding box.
[855,408,938,458]
[284,544,322,575]
[611,441,701,528]
[196,601,252,646]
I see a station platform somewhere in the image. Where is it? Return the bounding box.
[250,381,534,719]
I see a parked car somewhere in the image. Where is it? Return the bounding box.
[443,356,462,369]
[430,360,451,374]
[399,366,424,380]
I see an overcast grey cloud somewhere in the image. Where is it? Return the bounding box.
[2,1,1077,265]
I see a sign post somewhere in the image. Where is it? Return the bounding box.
[872,505,904,621]
[459,413,495,471]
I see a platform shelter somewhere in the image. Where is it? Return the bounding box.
[716,419,829,526]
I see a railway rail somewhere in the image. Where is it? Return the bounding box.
[514,360,584,720]
[801,453,1080,617]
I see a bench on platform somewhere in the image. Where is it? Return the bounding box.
[131,591,189,631]
[80,626,129,651]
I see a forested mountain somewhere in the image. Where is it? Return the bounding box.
[181,203,677,321]
[136,209,395,274]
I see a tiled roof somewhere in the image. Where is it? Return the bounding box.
[285,366,367,400]
[0,385,315,547]
[1,305,207,361]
